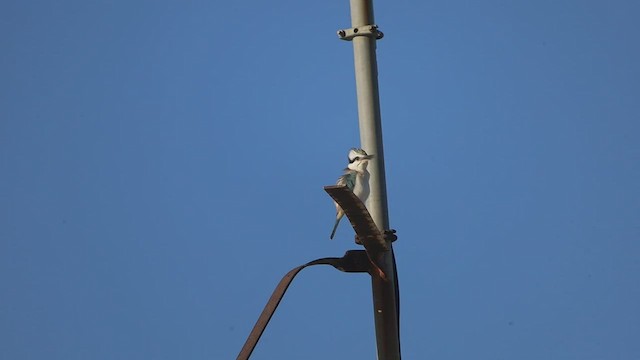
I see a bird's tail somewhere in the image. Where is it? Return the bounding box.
[329,217,342,240]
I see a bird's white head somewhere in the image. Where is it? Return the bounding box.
[347,148,374,171]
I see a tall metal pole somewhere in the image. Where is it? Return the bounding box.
[347,0,401,359]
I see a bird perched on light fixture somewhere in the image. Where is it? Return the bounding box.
[330,148,374,239]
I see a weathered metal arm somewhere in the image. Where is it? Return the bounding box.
[236,250,373,360]
[324,185,393,279]
[237,185,399,359]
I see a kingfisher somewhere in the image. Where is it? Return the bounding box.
[330,148,374,239]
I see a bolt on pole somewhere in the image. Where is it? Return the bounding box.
[346,0,401,359]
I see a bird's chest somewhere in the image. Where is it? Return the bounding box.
[352,171,370,201]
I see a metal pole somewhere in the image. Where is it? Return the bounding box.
[347,0,401,359]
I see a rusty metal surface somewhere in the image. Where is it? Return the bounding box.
[237,186,401,359]
[236,250,372,360]
[325,185,401,357]
[324,185,387,250]
[324,185,389,279]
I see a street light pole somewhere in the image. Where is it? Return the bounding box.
[344,0,401,359]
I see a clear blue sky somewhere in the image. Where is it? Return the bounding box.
[2,0,639,359]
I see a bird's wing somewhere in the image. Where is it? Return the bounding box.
[337,170,357,191]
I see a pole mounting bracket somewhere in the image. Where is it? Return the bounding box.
[337,24,384,41]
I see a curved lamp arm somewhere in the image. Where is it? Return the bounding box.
[236,250,373,360]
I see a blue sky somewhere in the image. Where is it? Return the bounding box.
[1,0,639,359]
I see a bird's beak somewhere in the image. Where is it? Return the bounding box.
[363,154,374,160]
